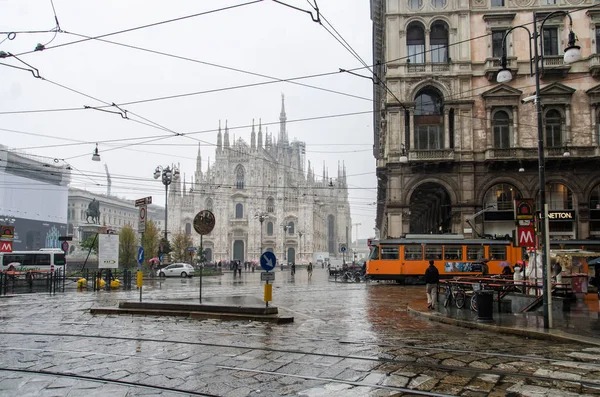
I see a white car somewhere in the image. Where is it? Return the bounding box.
[157,263,194,278]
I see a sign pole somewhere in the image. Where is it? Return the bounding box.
[199,235,203,303]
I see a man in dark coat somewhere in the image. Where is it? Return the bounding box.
[425,260,440,309]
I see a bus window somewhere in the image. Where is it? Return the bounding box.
[369,246,379,260]
[490,246,507,260]
[381,246,399,260]
[3,254,31,266]
[54,254,66,266]
[425,245,442,260]
[467,246,484,261]
[444,246,462,260]
[34,254,51,266]
[404,245,422,260]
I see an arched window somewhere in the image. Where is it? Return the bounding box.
[493,110,511,149]
[288,221,295,234]
[590,184,600,235]
[185,222,192,235]
[206,198,213,212]
[430,21,448,63]
[547,183,573,210]
[414,89,443,150]
[407,23,425,63]
[408,0,422,9]
[267,222,274,236]
[266,197,274,213]
[235,165,245,189]
[235,203,243,219]
[544,109,563,148]
[432,0,446,8]
[483,184,521,211]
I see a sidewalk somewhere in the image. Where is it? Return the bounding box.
[408,294,600,347]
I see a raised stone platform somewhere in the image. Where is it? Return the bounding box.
[90,300,293,324]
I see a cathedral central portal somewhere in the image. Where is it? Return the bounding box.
[233,240,245,262]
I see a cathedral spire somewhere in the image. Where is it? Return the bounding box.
[224,120,230,148]
[257,118,263,149]
[196,143,202,174]
[251,118,256,150]
[279,93,287,144]
[182,173,187,196]
[322,161,326,183]
[217,120,222,151]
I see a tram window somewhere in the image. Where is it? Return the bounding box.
[444,246,463,260]
[381,246,399,260]
[467,246,484,261]
[369,246,379,260]
[404,245,422,260]
[490,246,507,260]
[425,245,442,260]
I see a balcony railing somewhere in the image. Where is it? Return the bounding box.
[589,54,600,78]
[408,149,454,161]
[485,146,600,160]
[540,55,570,78]
[484,57,514,81]
[407,62,450,74]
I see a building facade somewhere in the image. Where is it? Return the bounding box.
[168,96,352,263]
[67,188,164,257]
[372,0,600,241]
[0,144,70,250]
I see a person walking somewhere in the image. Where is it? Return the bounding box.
[425,260,440,310]
[291,263,296,276]
[307,262,313,280]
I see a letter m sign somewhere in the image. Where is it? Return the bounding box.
[0,241,13,252]
[517,226,535,248]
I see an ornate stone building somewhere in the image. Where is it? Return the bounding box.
[372,0,600,242]
[168,96,352,263]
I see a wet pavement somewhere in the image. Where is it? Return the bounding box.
[0,268,600,396]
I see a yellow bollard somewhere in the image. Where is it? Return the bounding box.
[136,271,143,288]
[77,278,87,289]
[264,283,272,302]
[99,279,106,288]
[110,279,120,289]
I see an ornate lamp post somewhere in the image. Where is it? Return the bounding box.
[497,11,581,329]
[255,211,268,257]
[281,223,289,263]
[153,165,180,241]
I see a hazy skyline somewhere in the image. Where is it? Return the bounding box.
[1,0,376,239]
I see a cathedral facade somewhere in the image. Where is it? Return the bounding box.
[168,96,352,264]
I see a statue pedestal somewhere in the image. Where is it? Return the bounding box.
[80,224,103,242]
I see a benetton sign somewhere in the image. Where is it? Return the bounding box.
[547,210,575,220]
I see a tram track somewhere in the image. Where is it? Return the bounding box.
[0,321,598,368]
[0,331,598,388]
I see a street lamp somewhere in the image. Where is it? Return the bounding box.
[281,223,289,263]
[255,211,268,257]
[497,11,581,329]
[153,165,180,241]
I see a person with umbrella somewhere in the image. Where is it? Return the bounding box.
[149,258,160,278]
[500,261,513,276]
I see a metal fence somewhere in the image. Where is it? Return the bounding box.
[0,269,65,296]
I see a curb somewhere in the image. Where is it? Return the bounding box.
[407,301,600,347]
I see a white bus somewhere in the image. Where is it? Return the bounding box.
[0,249,66,272]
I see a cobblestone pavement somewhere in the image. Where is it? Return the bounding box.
[1,269,600,396]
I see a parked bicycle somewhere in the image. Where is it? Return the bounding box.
[443,283,466,309]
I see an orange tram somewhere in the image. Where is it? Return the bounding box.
[366,234,523,284]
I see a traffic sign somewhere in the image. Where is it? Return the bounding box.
[58,236,73,241]
[260,272,275,282]
[260,251,277,271]
[137,246,145,265]
[138,205,147,233]
[339,243,347,253]
[135,196,152,207]
[61,241,69,253]
[187,247,197,251]
[1,226,14,239]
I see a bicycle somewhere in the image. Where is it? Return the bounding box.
[443,283,466,309]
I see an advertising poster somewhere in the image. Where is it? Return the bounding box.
[98,234,119,269]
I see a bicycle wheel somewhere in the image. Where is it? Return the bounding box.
[470,294,478,312]
[455,290,466,309]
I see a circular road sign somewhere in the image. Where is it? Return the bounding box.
[61,241,69,253]
[260,251,277,271]
[193,210,216,235]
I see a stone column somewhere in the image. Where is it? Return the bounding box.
[512,106,518,147]
[444,109,450,149]
[486,107,492,148]
[565,105,571,144]
[409,109,415,149]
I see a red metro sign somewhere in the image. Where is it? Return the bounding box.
[517,226,536,248]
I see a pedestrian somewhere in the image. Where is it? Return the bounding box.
[553,260,563,283]
[501,265,513,276]
[238,260,242,276]
[307,262,313,280]
[425,260,439,310]
[291,263,296,276]
[513,262,523,291]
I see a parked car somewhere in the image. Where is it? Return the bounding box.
[157,263,194,278]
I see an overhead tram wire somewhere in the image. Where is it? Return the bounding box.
[11,1,265,58]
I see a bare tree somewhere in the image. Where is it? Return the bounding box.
[170,231,194,263]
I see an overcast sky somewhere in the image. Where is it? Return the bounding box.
[1,0,376,240]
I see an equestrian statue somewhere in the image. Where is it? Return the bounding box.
[85,198,100,224]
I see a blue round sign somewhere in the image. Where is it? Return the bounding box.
[137,246,145,265]
[260,251,277,271]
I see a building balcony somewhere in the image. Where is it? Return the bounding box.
[408,149,454,162]
[406,62,451,74]
[540,55,570,78]
[589,54,600,78]
[484,57,515,82]
[484,146,600,161]
[229,218,248,227]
